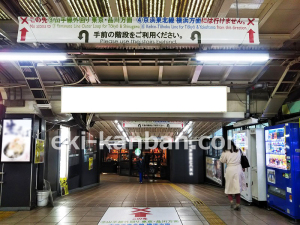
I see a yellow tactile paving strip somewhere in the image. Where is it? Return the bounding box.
[168,184,226,225]
[0,211,16,221]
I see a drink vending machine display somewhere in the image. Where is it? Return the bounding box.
[265,123,300,219]
[233,129,266,203]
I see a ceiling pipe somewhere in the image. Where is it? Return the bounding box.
[245,83,268,118]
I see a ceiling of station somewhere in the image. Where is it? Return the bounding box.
[89,120,227,140]
[1,0,300,138]
[0,7,9,19]
[67,0,112,17]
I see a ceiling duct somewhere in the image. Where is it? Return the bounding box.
[72,113,88,131]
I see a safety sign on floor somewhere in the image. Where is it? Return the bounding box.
[17,17,259,45]
[99,207,181,225]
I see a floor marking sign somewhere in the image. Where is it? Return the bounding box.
[99,207,181,225]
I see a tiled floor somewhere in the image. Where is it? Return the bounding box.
[0,174,297,225]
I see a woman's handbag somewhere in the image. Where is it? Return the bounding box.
[240,149,250,169]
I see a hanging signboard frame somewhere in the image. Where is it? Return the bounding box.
[17,17,259,45]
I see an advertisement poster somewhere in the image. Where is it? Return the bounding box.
[60,178,69,196]
[99,207,181,225]
[206,157,222,185]
[267,169,276,184]
[1,119,32,162]
[89,157,93,170]
[34,139,45,164]
[265,128,287,170]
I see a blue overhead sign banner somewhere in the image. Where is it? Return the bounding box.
[17,17,259,44]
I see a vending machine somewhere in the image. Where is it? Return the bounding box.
[265,123,300,219]
[233,129,266,203]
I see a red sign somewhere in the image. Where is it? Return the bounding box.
[247,29,255,43]
[20,28,29,41]
[131,208,151,218]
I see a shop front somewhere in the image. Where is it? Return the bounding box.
[101,143,169,180]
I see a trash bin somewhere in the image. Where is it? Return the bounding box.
[37,190,50,207]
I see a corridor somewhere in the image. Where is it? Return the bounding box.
[0,175,295,225]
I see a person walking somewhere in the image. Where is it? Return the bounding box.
[136,157,145,184]
[220,141,246,211]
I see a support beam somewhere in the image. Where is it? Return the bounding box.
[108,0,119,17]
[164,0,172,17]
[262,58,300,117]
[158,66,163,84]
[0,28,16,44]
[86,113,94,130]
[80,66,100,84]
[290,23,300,39]
[189,66,203,84]
[122,66,129,83]
[259,34,290,40]
[249,60,272,83]
[92,112,245,121]
[0,87,7,100]
[220,66,233,83]
[259,34,290,48]
[216,0,235,17]
[259,0,283,29]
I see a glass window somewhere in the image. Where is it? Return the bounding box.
[104,149,119,162]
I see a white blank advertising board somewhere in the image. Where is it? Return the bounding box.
[99,207,181,225]
[61,86,228,113]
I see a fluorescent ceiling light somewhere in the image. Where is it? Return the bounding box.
[196,53,269,62]
[175,132,183,142]
[183,121,193,132]
[0,52,67,61]
[230,3,262,9]
[117,124,123,132]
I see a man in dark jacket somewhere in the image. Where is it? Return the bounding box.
[136,157,145,184]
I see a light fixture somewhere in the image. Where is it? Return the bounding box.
[183,121,193,132]
[230,3,262,9]
[115,120,128,142]
[117,124,123,132]
[196,53,269,62]
[189,142,194,176]
[175,121,192,142]
[175,132,183,142]
[0,52,67,61]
